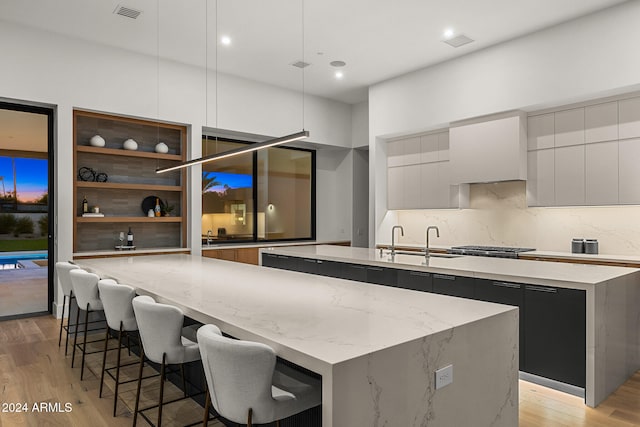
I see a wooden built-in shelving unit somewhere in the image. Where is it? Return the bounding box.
[73,110,188,254]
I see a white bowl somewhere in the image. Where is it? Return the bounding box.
[155,142,169,154]
[89,135,105,147]
[123,138,138,151]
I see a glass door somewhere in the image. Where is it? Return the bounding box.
[0,101,53,319]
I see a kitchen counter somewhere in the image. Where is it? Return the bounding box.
[74,254,518,427]
[261,244,640,408]
[264,244,639,290]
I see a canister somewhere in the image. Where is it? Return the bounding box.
[571,238,584,254]
[585,239,599,254]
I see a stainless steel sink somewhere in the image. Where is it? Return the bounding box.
[386,250,462,258]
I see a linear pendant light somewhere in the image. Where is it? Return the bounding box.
[156,130,309,174]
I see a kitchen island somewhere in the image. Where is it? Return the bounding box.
[260,244,640,408]
[74,253,518,427]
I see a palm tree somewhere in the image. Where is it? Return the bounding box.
[202,172,221,192]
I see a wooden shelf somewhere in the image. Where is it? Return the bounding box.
[77,216,183,223]
[76,181,182,192]
[77,145,182,161]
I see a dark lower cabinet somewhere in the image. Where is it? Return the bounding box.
[396,270,433,292]
[262,253,588,390]
[475,279,525,368]
[524,285,586,388]
[365,266,398,286]
[340,263,368,282]
[432,274,474,299]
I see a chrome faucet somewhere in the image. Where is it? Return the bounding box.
[206,230,213,246]
[425,226,440,258]
[390,225,404,256]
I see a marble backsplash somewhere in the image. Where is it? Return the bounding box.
[381,181,640,255]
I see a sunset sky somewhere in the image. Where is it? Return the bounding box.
[0,157,48,202]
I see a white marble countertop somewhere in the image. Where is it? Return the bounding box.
[74,253,514,371]
[262,245,639,290]
[525,250,640,264]
[375,242,640,264]
[201,239,349,250]
[73,247,190,258]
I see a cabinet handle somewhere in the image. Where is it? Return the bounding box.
[409,271,430,277]
[491,281,521,289]
[525,285,557,293]
[277,255,290,260]
[367,267,383,272]
[348,265,366,270]
[434,274,455,280]
[303,259,317,264]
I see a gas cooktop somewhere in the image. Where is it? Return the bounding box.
[447,245,536,259]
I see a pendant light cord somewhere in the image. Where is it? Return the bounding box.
[302,0,305,131]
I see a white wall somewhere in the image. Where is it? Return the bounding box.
[316,148,352,242]
[0,20,352,314]
[369,1,640,246]
[351,101,369,148]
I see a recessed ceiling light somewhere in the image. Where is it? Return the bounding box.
[221,35,231,46]
[330,60,346,67]
[335,71,344,79]
[443,28,454,39]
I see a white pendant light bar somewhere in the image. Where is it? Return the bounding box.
[156,130,309,174]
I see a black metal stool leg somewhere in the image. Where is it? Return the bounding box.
[202,387,210,427]
[71,300,81,368]
[133,347,145,427]
[80,303,90,380]
[58,294,67,346]
[99,327,110,397]
[180,364,187,397]
[64,292,74,356]
[158,353,167,427]
[113,323,124,417]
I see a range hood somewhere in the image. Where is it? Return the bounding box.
[449,111,527,184]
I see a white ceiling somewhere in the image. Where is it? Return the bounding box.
[0,0,630,104]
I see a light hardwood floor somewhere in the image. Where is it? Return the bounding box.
[1,315,639,426]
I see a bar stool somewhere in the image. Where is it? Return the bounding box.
[69,269,108,380]
[97,280,140,417]
[55,261,79,355]
[131,295,203,427]
[197,324,321,427]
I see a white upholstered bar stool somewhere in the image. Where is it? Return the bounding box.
[55,261,80,355]
[69,269,108,380]
[97,280,139,417]
[197,324,322,427]
[131,295,202,427]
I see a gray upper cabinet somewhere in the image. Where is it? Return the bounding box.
[585,101,618,144]
[527,149,554,206]
[387,130,457,209]
[619,138,640,204]
[528,94,640,207]
[585,141,618,205]
[554,145,585,206]
[619,97,640,140]
[527,113,554,150]
[554,108,585,148]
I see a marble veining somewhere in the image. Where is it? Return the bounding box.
[75,254,518,427]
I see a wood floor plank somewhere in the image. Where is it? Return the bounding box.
[2,315,640,426]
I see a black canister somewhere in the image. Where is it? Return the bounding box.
[571,238,585,254]
[585,239,599,254]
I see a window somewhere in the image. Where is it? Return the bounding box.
[202,136,315,243]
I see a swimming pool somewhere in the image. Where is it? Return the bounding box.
[0,252,48,270]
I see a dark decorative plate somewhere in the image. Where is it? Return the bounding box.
[141,196,164,215]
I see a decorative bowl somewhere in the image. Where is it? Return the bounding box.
[89,135,106,147]
[155,142,169,154]
[123,138,138,151]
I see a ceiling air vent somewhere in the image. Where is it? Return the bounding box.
[443,34,474,48]
[291,61,311,69]
[113,5,142,19]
